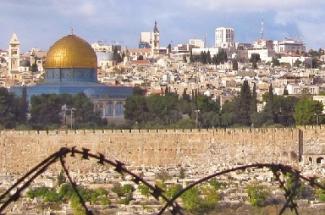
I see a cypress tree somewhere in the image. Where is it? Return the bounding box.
[17,86,28,123]
[251,82,257,113]
[263,84,275,123]
[237,80,252,126]
[207,51,211,64]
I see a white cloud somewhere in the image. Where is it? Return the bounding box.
[183,0,325,48]
[184,0,323,12]
[78,2,96,17]
[51,0,98,17]
[296,22,325,48]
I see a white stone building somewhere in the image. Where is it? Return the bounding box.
[247,49,275,62]
[287,84,319,95]
[189,39,205,48]
[253,39,273,50]
[273,39,306,54]
[192,48,220,56]
[215,27,235,49]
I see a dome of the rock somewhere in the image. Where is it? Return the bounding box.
[45,34,97,69]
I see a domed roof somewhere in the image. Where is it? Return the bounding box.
[45,34,97,69]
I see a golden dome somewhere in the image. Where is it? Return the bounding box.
[45,34,97,69]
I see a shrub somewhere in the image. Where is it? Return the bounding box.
[166,184,182,199]
[156,170,171,181]
[316,179,325,202]
[246,184,269,207]
[138,184,150,198]
[181,187,201,212]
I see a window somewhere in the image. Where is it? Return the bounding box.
[115,102,124,116]
[105,102,114,116]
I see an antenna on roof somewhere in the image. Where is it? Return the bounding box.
[70,27,74,35]
[260,18,264,39]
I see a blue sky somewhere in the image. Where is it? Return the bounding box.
[1,0,325,51]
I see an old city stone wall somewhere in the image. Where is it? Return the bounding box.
[1,127,318,175]
[298,126,325,165]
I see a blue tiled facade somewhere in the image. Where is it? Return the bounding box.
[10,67,133,121]
[11,68,132,99]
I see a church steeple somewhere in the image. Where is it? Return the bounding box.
[152,21,160,53]
[153,21,159,33]
[9,33,20,74]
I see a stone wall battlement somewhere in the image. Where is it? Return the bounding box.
[0,127,324,174]
[0,127,312,135]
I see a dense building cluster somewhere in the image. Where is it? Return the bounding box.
[0,22,324,129]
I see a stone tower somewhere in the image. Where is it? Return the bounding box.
[153,21,160,53]
[9,33,20,74]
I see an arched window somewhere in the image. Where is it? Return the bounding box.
[104,102,114,116]
[115,102,124,116]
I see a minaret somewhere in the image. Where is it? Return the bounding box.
[153,21,160,53]
[9,33,20,74]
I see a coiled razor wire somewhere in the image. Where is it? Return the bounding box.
[0,147,324,215]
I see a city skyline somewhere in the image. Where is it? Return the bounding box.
[1,0,325,51]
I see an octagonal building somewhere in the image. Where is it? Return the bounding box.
[10,34,133,122]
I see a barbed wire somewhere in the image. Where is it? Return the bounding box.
[0,147,324,215]
[0,147,182,215]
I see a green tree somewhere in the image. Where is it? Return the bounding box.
[200,112,220,128]
[284,86,289,95]
[251,82,257,113]
[71,94,104,128]
[263,84,275,123]
[133,86,146,96]
[252,94,298,127]
[183,55,187,63]
[271,57,280,67]
[196,95,219,113]
[294,98,323,125]
[250,53,261,69]
[206,51,212,64]
[189,50,194,63]
[212,49,228,65]
[31,63,38,72]
[294,59,302,68]
[0,88,20,128]
[124,95,148,124]
[232,59,238,70]
[200,51,207,64]
[30,94,62,129]
[311,57,320,68]
[113,47,122,63]
[236,80,252,126]
[167,44,172,54]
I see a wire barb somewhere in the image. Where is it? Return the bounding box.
[1,147,324,215]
